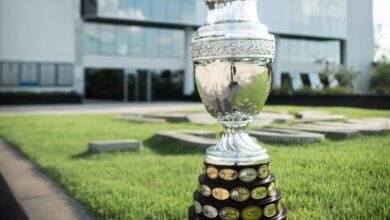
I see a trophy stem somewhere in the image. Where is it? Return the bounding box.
[204,120,269,165]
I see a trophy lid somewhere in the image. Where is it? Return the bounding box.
[192,0,275,61]
[195,0,274,41]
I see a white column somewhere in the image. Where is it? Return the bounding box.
[74,0,84,99]
[123,71,128,102]
[272,36,282,87]
[183,27,195,96]
[146,71,152,102]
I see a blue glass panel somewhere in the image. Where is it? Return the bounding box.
[100,25,116,54]
[144,28,158,56]
[83,23,185,58]
[279,39,341,64]
[117,26,129,55]
[131,26,144,56]
[182,1,195,23]
[84,24,99,54]
[98,0,196,24]
[291,0,347,38]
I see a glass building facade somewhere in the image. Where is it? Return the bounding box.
[279,39,341,65]
[84,24,185,58]
[97,0,196,24]
[273,0,348,90]
[291,0,347,38]
[0,0,374,98]
[0,62,73,87]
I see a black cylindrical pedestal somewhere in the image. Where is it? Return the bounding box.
[188,162,287,220]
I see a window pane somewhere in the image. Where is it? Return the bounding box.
[131,26,144,56]
[159,29,171,56]
[40,64,56,85]
[291,0,347,37]
[145,28,158,56]
[137,0,151,19]
[98,0,196,24]
[84,24,99,54]
[58,64,73,85]
[1,63,19,85]
[100,25,116,54]
[82,24,186,58]
[167,0,181,21]
[172,30,184,57]
[182,1,195,22]
[116,26,129,55]
[152,0,166,20]
[279,39,341,64]
[21,63,38,86]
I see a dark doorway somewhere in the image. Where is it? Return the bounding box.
[152,70,183,101]
[85,68,184,102]
[124,69,150,102]
[85,68,124,101]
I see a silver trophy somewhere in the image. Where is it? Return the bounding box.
[192,0,275,165]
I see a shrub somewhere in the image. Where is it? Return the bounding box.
[371,63,390,94]
[321,62,360,89]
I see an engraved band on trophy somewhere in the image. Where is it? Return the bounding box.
[189,0,288,219]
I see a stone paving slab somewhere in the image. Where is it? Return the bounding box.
[312,121,386,134]
[297,110,345,122]
[117,114,166,123]
[262,110,289,115]
[186,113,216,125]
[256,112,295,123]
[0,102,203,116]
[249,128,324,144]
[155,131,217,149]
[251,118,274,127]
[145,113,189,122]
[88,139,142,153]
[346,118,390,131]
[273,123,358,139]
[181,130,217,139]
[0,139,95,220]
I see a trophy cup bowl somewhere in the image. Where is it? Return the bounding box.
[192,0,275,165]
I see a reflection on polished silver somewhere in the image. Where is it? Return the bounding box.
[219,207,240,220]
[203,205,219,218]
[201,184,212,197]
[191,39,275,61]
[193,200,202,214]
[239,168,257,182]
[230,187,250,202]
[258,165,269,179]
[219,168,238,181]
[206,166,219,179]
[267,182,276,197]
[264,204,277,218]
[192,0,275,165]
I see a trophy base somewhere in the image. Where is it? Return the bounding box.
[188,205,288,220]
[188,161,287,220]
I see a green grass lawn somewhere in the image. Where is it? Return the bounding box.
[0,106,389,220]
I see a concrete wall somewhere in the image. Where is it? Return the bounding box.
[0,0,77,93]
[0,0,75,63]
[346,0,374,93]
[259,0,293,36]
